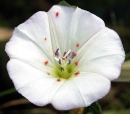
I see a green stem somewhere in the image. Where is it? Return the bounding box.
[0,88,16,97]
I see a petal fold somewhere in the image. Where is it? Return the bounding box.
[7,59,62,106]
[52,72,110,110]
[75,28,125,80]
[5,11,54,69]
[48,5,105,54]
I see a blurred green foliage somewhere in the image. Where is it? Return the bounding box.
[0,0,130,27]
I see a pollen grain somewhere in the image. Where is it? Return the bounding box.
[74,61,78,66]
[74,53,77,57]
[44,61,48,65]
[74,71,80,76]
[44,38,47,41]
[56,12,59,17]
[57,78,61,82]
[47,73,50,75]
[76,43,80,47]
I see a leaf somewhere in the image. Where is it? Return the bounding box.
[89,102,103,114]
[125,52,130,61]
[58,1,77,9]
[0,88,16,97]
[58,1,71,7]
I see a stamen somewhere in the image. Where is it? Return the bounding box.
[54,49,73,66]
[66,52,71,58]
[55,48,59,56]
[63,52,66,57]
[68,52,71,56]
[54,57,59,61]
[71,52,75,59]
[59,59,62,64]
[64,49,71,58]
[67,60,71,65]
[53,48,80,79]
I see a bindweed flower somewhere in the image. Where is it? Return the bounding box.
[5,5,125,110]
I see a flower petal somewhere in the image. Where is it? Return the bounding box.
[75,28,125,80]
[7,59,63,106]
[47,5,75,54]
[48,5,105,54]
[5,11,55,69]
[68,7,105,52]
[52,72,110,110]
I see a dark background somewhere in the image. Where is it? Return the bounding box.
[0,0,130,27]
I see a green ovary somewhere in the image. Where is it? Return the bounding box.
[54,63,75,79]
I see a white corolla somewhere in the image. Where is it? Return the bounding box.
[5,5,125,110]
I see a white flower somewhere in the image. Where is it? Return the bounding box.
[5,5,125,110]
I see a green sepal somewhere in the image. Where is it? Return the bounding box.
[58,1,71,7]
[72,5,77,8]
[90,102,103,114]
[58,0,77,8]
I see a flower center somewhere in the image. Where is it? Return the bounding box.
[54,48,77,79]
